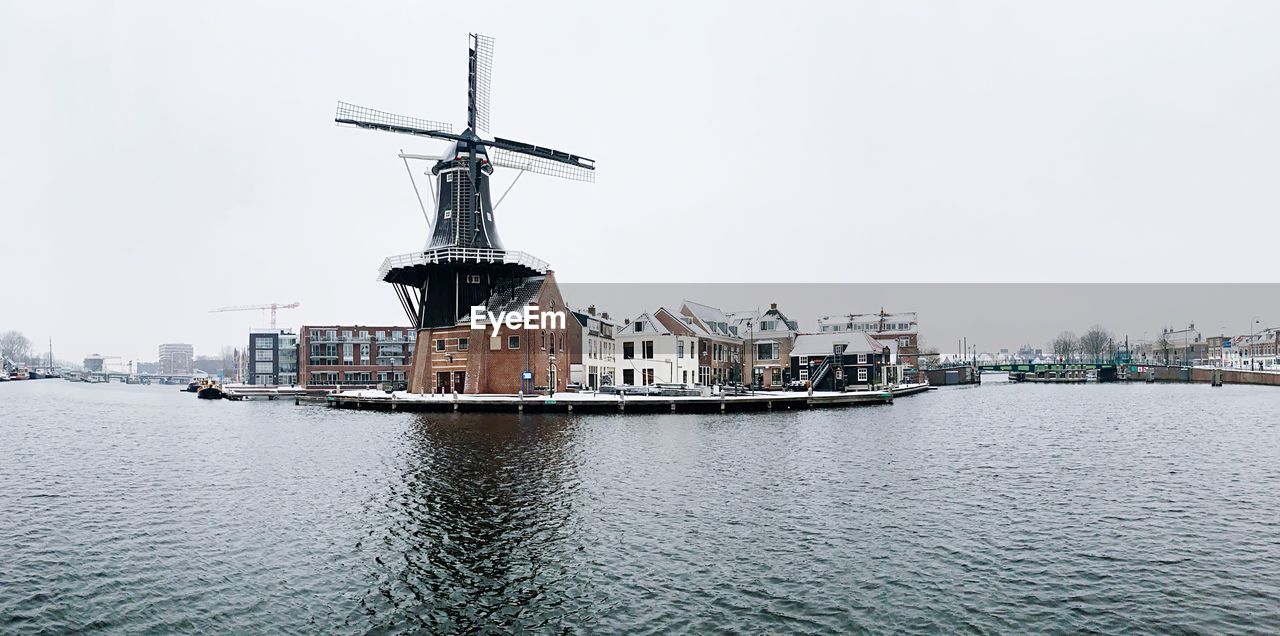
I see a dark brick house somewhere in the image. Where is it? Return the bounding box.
[790,331,893,391]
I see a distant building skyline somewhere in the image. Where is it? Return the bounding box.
[157,343,193,375]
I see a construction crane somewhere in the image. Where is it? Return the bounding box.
[209,302,300,329]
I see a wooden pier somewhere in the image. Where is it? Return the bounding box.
[223,386,308,401]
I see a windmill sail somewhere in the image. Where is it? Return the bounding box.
[335,102,457,140]
[468,34,494,132]
[489,137,595,182]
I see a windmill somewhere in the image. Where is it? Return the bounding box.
[335,33,594,329]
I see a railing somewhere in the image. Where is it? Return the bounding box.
[810,357,833,387]
[308,335,374,343]
[377,247,550,281]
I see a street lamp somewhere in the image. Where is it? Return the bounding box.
[1251,317,1261,370]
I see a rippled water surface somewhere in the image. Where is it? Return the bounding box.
[3,379,1280,633]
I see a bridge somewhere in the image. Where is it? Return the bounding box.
[977,363,1118,373]
[86,372,196,384]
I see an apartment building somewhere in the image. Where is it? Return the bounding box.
[817,309,920,367]
[299,325,413,389]
[570,305,620,390]
[157,343,194,375]
[246,329,298,386]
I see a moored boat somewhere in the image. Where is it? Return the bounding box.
[197,383,225,400]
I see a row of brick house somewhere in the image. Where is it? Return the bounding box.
[244,279,921,393]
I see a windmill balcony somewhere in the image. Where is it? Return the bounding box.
[377,247,550,281]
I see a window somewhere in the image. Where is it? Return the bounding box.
[255,349,274,361]
[255,362,273,374]
[342,330,352,338]
[623,369,634,385]
[326,330,337,340]
[900,336,910,347]
[858,368,868,382]
[642,341,654,359]
[623,342,635,359]
[771,368,781,385]
[858,353,867,364]
[756,342,777,361]
[458,337,469,351]
[677,340,684,357]
[701,341,708,354]
[254,337,273,349]
[310,330,321,340]
[507,335,520,349]
[799,368,809,380]
[642,369,654,385]
[634,322,643,332]
[375,331,385,340]
[760,320,776,331]
[466,274,481,284]
[435,339,445,351]
[359,330,369,340]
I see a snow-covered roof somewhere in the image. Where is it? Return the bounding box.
[791,332,885,358]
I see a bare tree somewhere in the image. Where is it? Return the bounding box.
[1079,325,1112,363]
[1156,331,1173,365]
[916,337,941,369]
[1052,331,1078,362]
[1,330,32,363]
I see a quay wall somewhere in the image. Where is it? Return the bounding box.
[1136,366,1280,387]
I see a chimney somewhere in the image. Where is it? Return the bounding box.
[601,312,610,320]
[624,318,631,326]
[770,302,777,310]
[588,305,597,316]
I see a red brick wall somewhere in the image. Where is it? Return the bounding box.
[406,272,573,395]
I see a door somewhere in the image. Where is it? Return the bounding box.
[436,371,451,393]
[453,371,466,393]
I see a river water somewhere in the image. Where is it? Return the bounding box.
[2,378,1279,634]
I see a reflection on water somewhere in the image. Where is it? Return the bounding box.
[3,380,1280,634]
[354,414,586,632]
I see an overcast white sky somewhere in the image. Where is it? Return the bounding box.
[2,1,1278,363]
